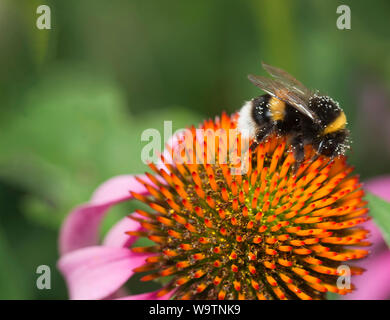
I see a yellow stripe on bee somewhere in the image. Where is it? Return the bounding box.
[323,111,347,135]
[269,97,286,121]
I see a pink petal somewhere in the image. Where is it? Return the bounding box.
[345,176,390,300]
[365,175,390,202]
[118,290,174,300]
[103,215,143,248]
[360,219,387,253]
[57,246,148,300]
[156,131,184,170]
[59,175,149,255]
[346,250,390,300]
[364,176,390,249]
[90,175,148,205]
[103,287,130,300]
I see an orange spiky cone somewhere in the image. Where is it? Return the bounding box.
[130,112,369,300]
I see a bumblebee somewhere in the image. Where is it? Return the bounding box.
[238,62,349,165]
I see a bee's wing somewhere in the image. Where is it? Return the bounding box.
[248,74,318,121]
[261,62,309,95]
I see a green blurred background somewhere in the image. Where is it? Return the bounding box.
[0,0,389,299]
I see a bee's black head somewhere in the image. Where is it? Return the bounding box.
[309,95,342,126]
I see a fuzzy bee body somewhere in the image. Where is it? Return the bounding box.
[238,63,349,164]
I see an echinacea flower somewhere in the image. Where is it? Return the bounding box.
[58,112,371,300]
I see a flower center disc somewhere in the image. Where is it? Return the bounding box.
[130,113,369,300]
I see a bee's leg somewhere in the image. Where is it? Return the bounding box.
[290,134,305,172]
[250,124,273,151]
[310,153,321,163]
[249,140,259,152]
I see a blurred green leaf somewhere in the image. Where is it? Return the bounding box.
[366,192,390,247]
[326,291,339,300]
[0,66,203,230]
[0,226,29,299]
